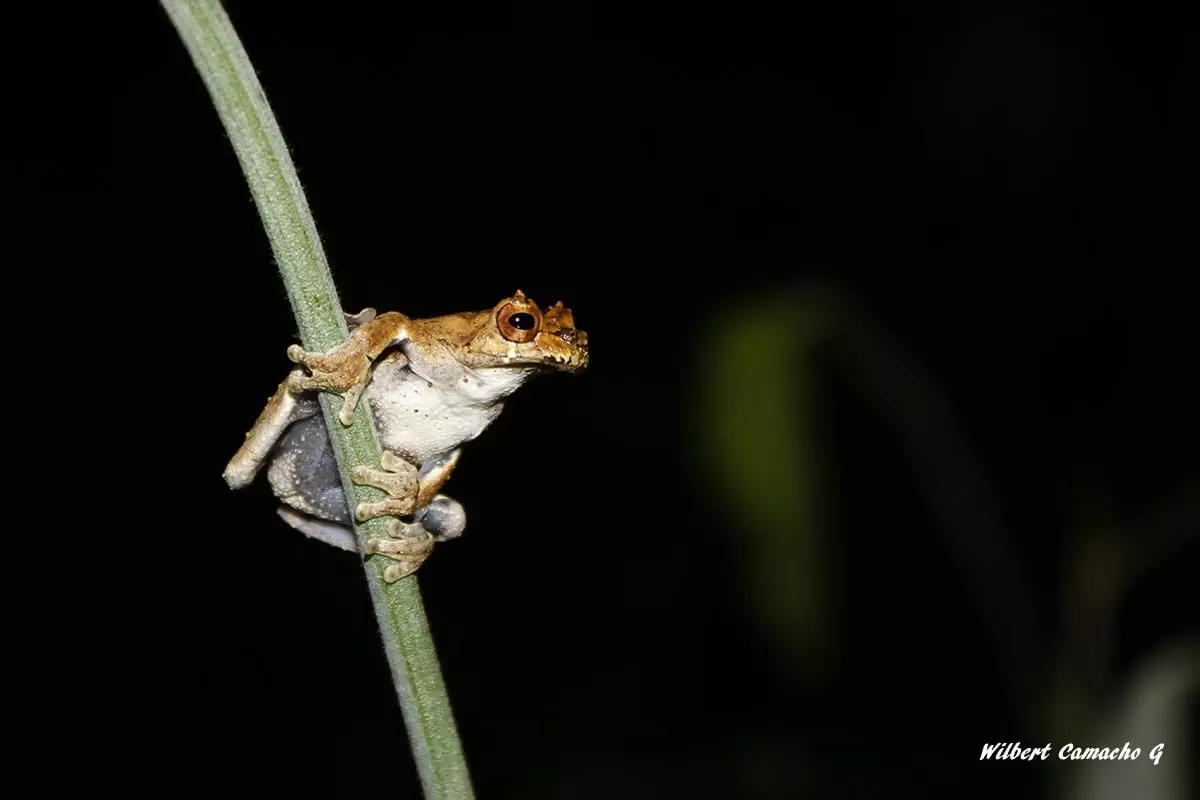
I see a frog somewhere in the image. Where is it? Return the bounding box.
[223,290,589,582]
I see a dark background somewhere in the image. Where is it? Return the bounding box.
[112,6,1196,798]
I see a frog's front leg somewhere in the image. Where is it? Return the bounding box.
[287,311,413,425]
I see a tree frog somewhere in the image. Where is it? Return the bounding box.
[224,290,589,582]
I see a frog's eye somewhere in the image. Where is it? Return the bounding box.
[497,301,542,343]
[509,313,536,330]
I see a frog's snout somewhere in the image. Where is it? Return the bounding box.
[563,329,589,371]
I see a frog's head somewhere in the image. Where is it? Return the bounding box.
[460,290,589,373]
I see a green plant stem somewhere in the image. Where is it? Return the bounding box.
[160,2,473,796]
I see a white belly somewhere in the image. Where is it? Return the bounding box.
[364,359,506,465]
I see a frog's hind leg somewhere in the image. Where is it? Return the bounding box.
[277,497,458,575]
[276,500,458,555]
[267,413,356,525]
[276,506,358,552]
[224,371,319,489]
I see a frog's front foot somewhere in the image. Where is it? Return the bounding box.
[286,341,372,425]
[365,519,436,583]
[351,450,419,521]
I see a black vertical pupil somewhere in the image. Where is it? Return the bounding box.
[508,312,536,330]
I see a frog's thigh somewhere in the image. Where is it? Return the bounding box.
[416,449,462,509]
[351,450,420,521]
[224,373,319,489]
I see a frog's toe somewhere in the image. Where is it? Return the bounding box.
[355,497,416,522]
[368,528,434,557]
[380,451,410,472]
[366,526,435,583]
[336,387,363,425]
[382,562,420,583]
[351,452,419,517]
[386,517,426,539]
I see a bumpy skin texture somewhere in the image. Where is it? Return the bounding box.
[224,291,588,582]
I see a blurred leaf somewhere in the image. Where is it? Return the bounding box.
[1066,640,1198,800]
[694,291,835,676]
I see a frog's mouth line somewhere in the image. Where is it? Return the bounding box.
[550,361,587,373]
[491,351,587,373]
[540,348,588,373]
[539,329,588,372]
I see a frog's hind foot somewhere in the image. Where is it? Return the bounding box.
[351,451,419,521]
[365,518,436,582]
